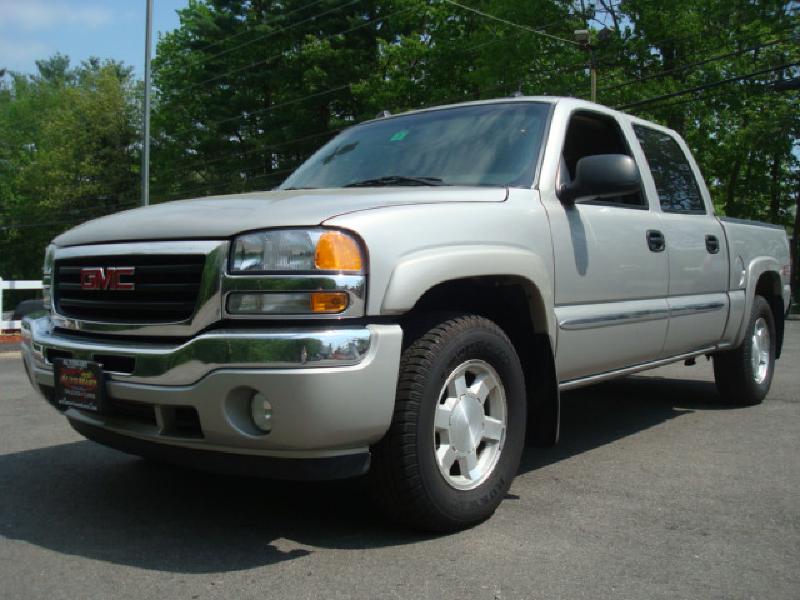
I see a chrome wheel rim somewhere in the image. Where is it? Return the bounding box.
[433,360,507,491]
[751,317,771,385]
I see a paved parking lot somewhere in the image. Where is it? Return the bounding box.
[1,323,799,600]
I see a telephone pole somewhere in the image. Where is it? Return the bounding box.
[574,29,596,102]
[141,0,153,206]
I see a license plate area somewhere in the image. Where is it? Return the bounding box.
[54,358,107,413]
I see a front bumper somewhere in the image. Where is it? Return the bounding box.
[21,315,403,478]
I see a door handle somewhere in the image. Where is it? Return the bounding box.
[646,230,666,252]
[706,234,720,254]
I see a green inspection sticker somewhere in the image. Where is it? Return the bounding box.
[389,130,409,142]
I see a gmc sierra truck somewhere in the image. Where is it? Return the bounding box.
[21,97,792,531]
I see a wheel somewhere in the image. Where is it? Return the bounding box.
[713,295,776,406]
[370,314,526,532]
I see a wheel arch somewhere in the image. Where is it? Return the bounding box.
[397,273,560,447]
[754,270,785,358]
[736,258,785,358]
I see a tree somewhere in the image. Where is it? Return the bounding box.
[1,0,796,305]
[0,56,140,281]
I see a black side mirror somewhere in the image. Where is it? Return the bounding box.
[558,154,641,205]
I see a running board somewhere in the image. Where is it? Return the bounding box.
[558,347,717,391]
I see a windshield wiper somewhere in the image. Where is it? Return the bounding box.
[344,175,446,187]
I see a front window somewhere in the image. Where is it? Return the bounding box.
[281,102,550,190]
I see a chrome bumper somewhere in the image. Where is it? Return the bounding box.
[23,314,377,386]
[21,315,403,463]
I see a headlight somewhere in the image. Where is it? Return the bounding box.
[230,228,364,273]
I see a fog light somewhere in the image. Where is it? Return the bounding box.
[251,392,272,433]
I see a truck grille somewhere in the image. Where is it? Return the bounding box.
[54,255,206,323]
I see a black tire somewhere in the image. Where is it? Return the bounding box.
[369,314,526,532]
[713,295,776,406]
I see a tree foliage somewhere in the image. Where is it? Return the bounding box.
[0,0,798,296]
[0,56,139,281]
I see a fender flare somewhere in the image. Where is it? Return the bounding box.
[380,244,556,344]
[734,256,784,348]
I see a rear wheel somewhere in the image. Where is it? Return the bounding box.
[370,315,526,532]
[713,295,776,406]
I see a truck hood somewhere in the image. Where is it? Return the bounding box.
[53,186,508,246]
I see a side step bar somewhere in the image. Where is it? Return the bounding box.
[558,347,717,391]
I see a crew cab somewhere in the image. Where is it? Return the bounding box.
[21,97,792,531]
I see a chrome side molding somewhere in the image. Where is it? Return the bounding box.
[558,308,669,330]
[557,297,727,331]
[667,301,726,318]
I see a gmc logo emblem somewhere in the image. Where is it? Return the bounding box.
[80,267,136,291]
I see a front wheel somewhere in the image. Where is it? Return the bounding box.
[713,295,776,406]
[369,315,526,532]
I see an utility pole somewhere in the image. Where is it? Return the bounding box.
[141,0,153,206]
[574,29,596,102]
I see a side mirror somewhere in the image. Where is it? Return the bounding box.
[558,154,641,205]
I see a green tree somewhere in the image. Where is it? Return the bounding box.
[0,56,140,281]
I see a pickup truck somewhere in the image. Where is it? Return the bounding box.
[21,97,792,531]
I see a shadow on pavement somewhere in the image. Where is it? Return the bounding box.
[521,373,735,473]
[0,373,738,573]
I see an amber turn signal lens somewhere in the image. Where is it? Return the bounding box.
[310,292,349,313]
[315,231,363,271]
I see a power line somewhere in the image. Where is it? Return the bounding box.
[441,0,580,46]
[166,84,351,140]
[198,0,361,65]
[154,79,527,201]
[150,125,347,184]
[192,0,329,56]
[616,62,800,110]
[0,201,140,231]
[600,37,790,93]
[155,167,298,202]
[181,3,411,94]
[639,84,772,114]
[155,60,583,198]
[151,31,584,187]
[152,57,591,196]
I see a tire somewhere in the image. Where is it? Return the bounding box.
[713,295,776,406]
[370,314,526,532]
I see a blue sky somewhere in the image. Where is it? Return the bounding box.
[0,0,188,77]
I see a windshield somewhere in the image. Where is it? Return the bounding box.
[280,102,550,190]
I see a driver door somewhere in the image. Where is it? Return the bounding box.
[541,108,669,383]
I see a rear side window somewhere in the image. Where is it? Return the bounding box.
[633,125,705,214]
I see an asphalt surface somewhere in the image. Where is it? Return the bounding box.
[1,324,799,600]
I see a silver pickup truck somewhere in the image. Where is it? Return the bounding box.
[21,97,792,531]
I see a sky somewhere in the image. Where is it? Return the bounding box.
[0,0,188,77]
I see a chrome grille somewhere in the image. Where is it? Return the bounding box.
[54,254,206,323]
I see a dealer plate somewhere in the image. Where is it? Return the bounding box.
[53,358,107,413]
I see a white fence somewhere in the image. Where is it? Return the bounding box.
[0,278,43,330]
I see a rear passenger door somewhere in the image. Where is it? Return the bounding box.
[632,124,729,356]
